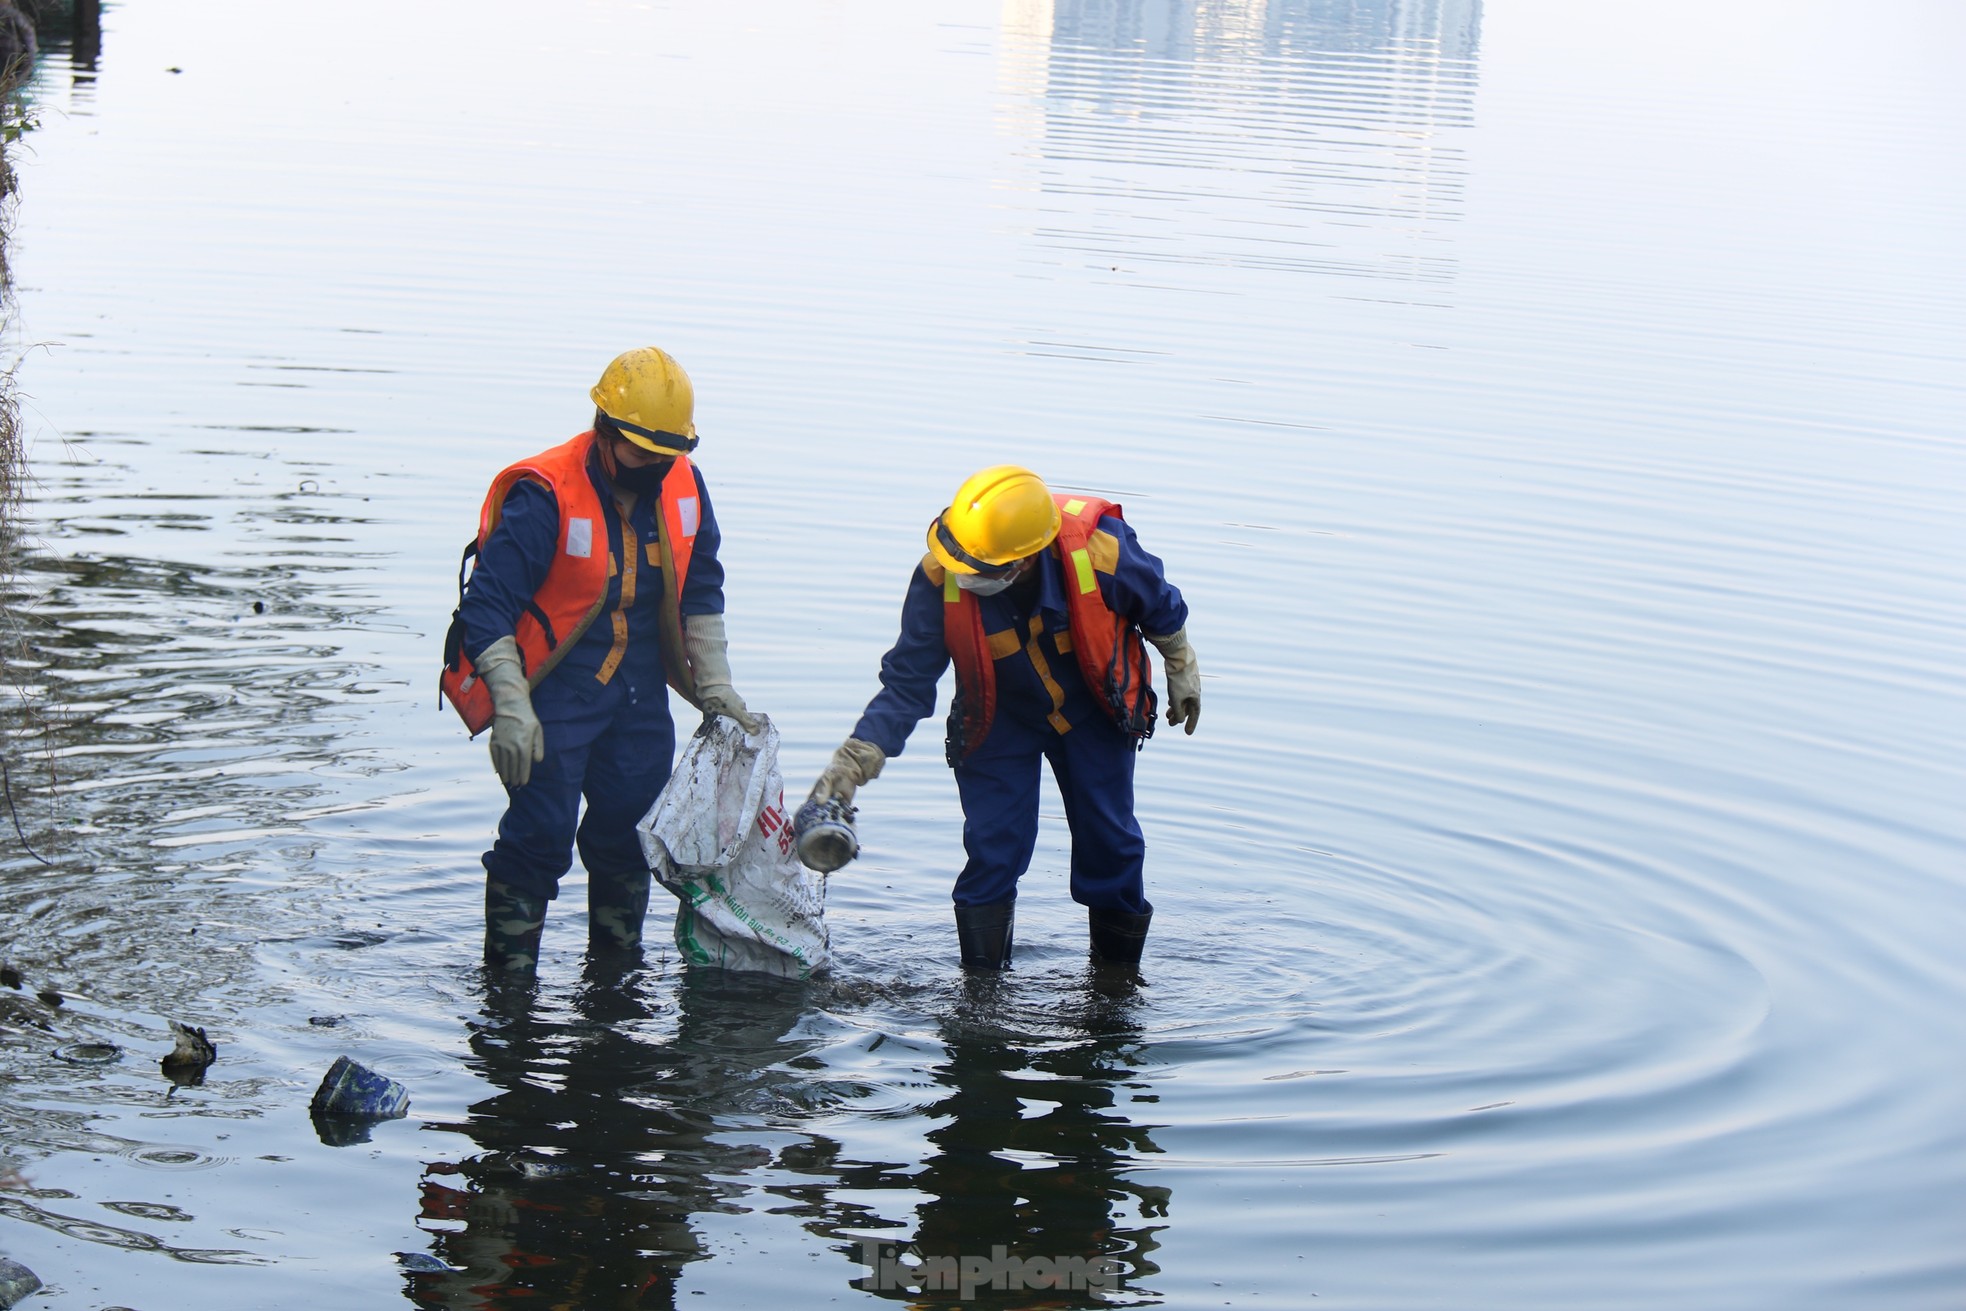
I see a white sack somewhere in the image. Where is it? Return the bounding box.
[638,715,827,979]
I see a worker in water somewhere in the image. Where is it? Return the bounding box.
[440,346,759,972]
[807,466,1200,971]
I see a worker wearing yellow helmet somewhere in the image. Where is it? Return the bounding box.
[440,346,761,972]
[806,466,1201,971]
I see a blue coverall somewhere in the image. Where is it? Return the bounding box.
[852,515,1187,914]
[460,451,725,902]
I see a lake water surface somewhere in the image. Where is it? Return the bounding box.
[1,1,1962,1307]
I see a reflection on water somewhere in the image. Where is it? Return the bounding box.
[407,972,794,1307]
[1001,0,1480,288]
[70,0,103,81]
[864,986,1170,1306]
[0,450,395,1283]
[402,973,1173,1310]
[3,469,392,867]
[1041,0,1480,60]
[0,0,100,108]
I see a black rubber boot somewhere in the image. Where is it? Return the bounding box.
[954,900,1016,971]
[587,866,653,956]
[484,879,548,973]
[1088,903,1153,966]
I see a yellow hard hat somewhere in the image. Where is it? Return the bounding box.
[928,466,1060,575]
[590,347,699,454]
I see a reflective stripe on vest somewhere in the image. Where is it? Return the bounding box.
[1069,547,1097,595]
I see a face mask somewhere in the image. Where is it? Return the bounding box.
[956,573,1012,596]
[955,558,1030,595]
[612,458,673,495]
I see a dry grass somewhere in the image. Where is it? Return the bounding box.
[1,34,22,550]
[0,55,46,851]
[1,95,21,593]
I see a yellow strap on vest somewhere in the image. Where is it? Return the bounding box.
[597,523,640,685]
[1063,498,1087,515]
[945,573,961,604]
[1023,615,1072,735]
[1070,547,1097,595]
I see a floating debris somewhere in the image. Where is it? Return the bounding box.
[395,1252,454,1273]
[162,1020,217,1071]
[306,1015,345,1028]
[310,1055,409,1120]
[0,1258,41,1310]
[53,1040,122,1065]
[324,929,389,951]
[516,1159,580,1181]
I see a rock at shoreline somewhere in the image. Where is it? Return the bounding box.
[0,1256,41,1310]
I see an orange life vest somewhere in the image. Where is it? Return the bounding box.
[439,431,702,735]
[936,494,1157,763]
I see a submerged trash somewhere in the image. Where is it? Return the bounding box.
[793,795,859,873]
[0,1257,41,1311]
[53,1041,121,1065]
[162,1021,217,1072]
[395,1251,454,1273]
[310,1055,410,1120]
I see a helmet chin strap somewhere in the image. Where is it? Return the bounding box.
[607,411,697,454]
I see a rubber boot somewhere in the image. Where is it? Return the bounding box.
[954,900,1015,971]
[1088,903,1153,967]
[484,878,548,973]
[588,866,652,956]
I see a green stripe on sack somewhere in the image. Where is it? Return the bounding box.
[1071,548,1097,594]
[675,903,712,965]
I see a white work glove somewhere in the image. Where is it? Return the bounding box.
[683,612,760,733]
[475,635,546,788]
[1147,628,1200,735]
[809,738,885,807]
